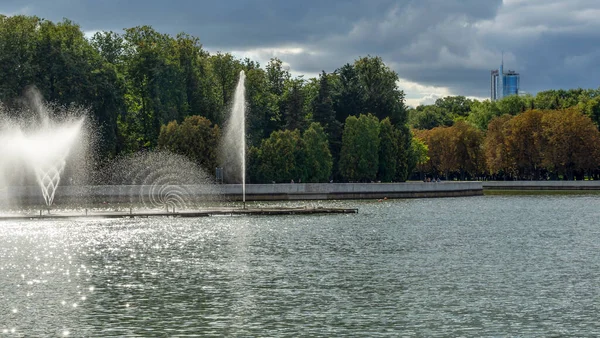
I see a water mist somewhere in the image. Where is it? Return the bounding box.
[220,70,247,207]
[0,89,87,208]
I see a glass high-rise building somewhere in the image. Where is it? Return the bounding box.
[491,62,519,101]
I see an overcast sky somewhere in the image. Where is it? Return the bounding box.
[2,0,600,106]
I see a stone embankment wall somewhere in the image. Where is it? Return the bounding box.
[482,181,600,190]
[8,181,599,206]
[222,182,483,200]
[2,182,483,205]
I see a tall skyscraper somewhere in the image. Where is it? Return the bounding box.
[491,59,519,101]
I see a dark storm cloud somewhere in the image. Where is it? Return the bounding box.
[2,0,600,101]
[1,0,391,48]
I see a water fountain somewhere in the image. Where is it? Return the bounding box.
[0,81,355,219]
[221,70,247,208]
[99,150,221,212]
[0,89,87,209]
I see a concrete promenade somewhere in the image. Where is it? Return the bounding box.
[222,182,483,200]
[482,181,600,190]
[6,181,598,205]
[1,182,483,204]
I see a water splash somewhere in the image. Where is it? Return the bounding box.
[221,70,246,205]
[29,120,83,206]
[0,89,86,207]
[101,150,220,211]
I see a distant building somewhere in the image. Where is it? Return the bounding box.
[491,60,520,101]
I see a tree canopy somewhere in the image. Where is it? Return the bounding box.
[2,15,600,182]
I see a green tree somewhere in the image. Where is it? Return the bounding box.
[283,77,307,131]
[521,93,536,111]
[256,129,305,183]
[434,96,473,118]
[410,105,453,129]
[354,55,407,124]
[265,57,290,132]
[245,67,280,146]
[378,118,398,182]
[0,15,39,100]
[210,52,242,123]
[534,90,560,110]
[0,16,127,157]
[395,123,414,182]
[578,95,600,129]
[312,71,337,129]
[122,25,189,148]
[173,33,212,119]
[339,114,380,182]
[265,57,289,96]
[311,71,343,175]
[157,115,220,172]
[247,145,262,183]
[411,136,430,179]
[90,31,125,65]
[496,94,526,116]
[89,61,126,157]
[332,63,363,124]
[303,123,332,182]
[32,18,109,109]
[467,100,500,130]
[88,32,128,156]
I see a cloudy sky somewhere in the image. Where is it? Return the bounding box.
[2,0,600,106]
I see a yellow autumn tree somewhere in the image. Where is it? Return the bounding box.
[505,109,545,179]
[542,108,600,179]
[484,114,514,179]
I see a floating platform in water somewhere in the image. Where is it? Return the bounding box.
[0,207,358,221]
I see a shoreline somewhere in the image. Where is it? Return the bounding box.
[3,181,599,207]
[482,181,600,191]
[1,182,483,205]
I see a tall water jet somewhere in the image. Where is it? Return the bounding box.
[220,70,247,207]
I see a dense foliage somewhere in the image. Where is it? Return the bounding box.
[415,108,600,180]
[157,115,220,173]
[408,87,600,181]
[339,114,381,182]
[0,15,415,182]
[2,15,600,182]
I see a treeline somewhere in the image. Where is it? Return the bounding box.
[410,92,600,180]
[0,15,414,182]
[2,15,600,182]
[409,89,600,131]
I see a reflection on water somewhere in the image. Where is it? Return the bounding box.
[1,196,600,336]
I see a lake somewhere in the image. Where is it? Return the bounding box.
[1,195,599,336]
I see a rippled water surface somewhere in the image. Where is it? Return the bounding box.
[1,195,600,336]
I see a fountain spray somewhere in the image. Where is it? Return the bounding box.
[222,70,247,209]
